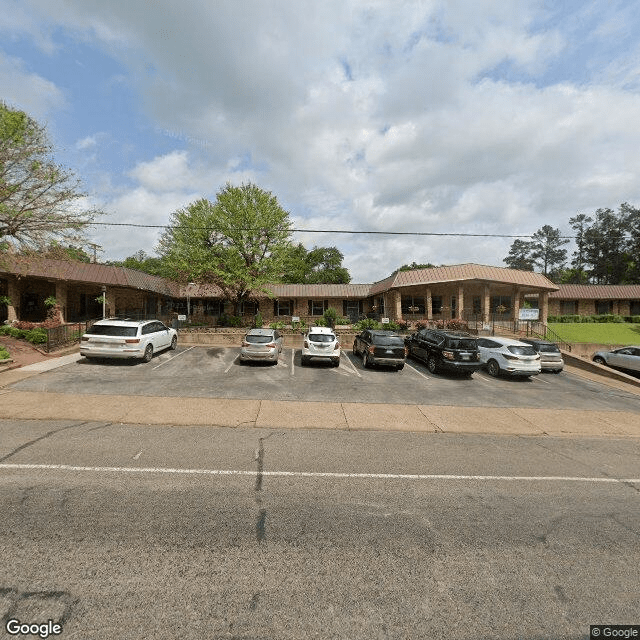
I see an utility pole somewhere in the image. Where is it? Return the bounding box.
[88,243,102,263]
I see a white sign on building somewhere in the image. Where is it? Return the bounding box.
[518,308,540,321]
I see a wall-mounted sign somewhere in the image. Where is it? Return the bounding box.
[291,316,300,323]
[518,308,539,321]
[381,317,390,324]
[177,314,187,321]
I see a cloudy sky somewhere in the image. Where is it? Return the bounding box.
[2,0,639,282]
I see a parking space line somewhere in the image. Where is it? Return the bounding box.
[405,361,430,380]
[151,346,195,370]
[532,375,551,385]
[224,355,239,373]
[290,348,295,376]
[342,352,362,378]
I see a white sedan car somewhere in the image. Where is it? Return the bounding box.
[477,336,541,378]
[80,318,177,362]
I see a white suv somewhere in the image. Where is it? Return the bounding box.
[476,336,541,378]
[301,327,340,367]
[80,318,178,362]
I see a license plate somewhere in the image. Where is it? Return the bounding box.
[461,354,470,360]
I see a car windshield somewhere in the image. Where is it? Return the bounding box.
[372,336,404,346]
[447,339,477,350]
[507,345,537,356]
[309,334,335,343]
[537,344,560,353]
[86,324,138,337]
[245,335,273,344]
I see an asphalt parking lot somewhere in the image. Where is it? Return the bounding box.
[9,345,640,413]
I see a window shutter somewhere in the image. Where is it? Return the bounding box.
[308,300,312,316]
[343,300,347,315]
[324,299,328,312]
[274,299,278,316]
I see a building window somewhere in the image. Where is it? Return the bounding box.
[240,300,258,315]
[274,299,293,316]
[204,300,224,315]
[490,296,511,313]
[401,296,425,314]
[308,299,328,316]
[596,300,613,314]
[343,300,363,320]
[472,296,482,314]
[431,296,443,314]
[560,300,578,315]
[631,301,640,315]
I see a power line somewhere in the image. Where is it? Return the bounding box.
[88,221,576,239]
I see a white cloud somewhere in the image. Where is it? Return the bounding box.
[6,0,640,281]
[0,52,65,117]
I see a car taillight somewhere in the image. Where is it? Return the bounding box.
[242,341,250,347]
[443,350,455,360]
[368,345,375,354]
[266,342,276,348]
[125,339,140,344]
[503,353,518,360]
[81,336,89,341]
[304,340,309,348]
[405,347,409,356]
[334,342,340,350]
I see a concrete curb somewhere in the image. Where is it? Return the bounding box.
[0,390,638,438]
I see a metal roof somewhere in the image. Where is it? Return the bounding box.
[550,284,640,299]
[369,264,558,295]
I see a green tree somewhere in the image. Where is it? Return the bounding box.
[396,261,436,272]
[156,183,292,313]
[583,208,628,284]
[282,244,351,283]
[503,239,535,271]
[529,225,569,281]
[621,202,640,283]
[0,102,99,249]
[107,249,168,276]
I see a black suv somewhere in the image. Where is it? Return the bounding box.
[405,329,481,376]
[353,330,407,370]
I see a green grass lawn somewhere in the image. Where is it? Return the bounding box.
[548,323,640,345]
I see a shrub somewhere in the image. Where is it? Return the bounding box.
[335,316,350,325]
[0,346,10,360]
[291,319,307,330]
[314,316,327,327]
[253,311,263,328]
[353,318,380,330]
[384,321,400,331]
[396,320,411,331]
[8,327,26,339]
[25,328,47,344]
[219,313,242,327]
[269,321,286,330]
[13,321,36,330]
[444,319,470,331]
[415,321,427,331]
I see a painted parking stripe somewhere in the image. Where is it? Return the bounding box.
[342,353,362,378]
[404,362,430,379]
[290,348,295,375]
[224,355,238,373]
[1,463,638,485]
[151,346,195,370]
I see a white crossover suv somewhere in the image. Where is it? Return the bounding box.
[301,327,340,367]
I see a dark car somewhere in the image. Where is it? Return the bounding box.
[405,329,481,376]
[519,338,564,373]
[352,330,407,370]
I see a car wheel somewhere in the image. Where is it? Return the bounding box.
[170,336,177,350]
[487,360,501,377]
[353,341,358,356]
[593,356,606,365]
[301,355,308,366]
[396,364,404,371]
[143,344,153,363]
[552,369,562,374]
[363,352,371,368]
[333,358,340,367]
[427,355,438,374]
